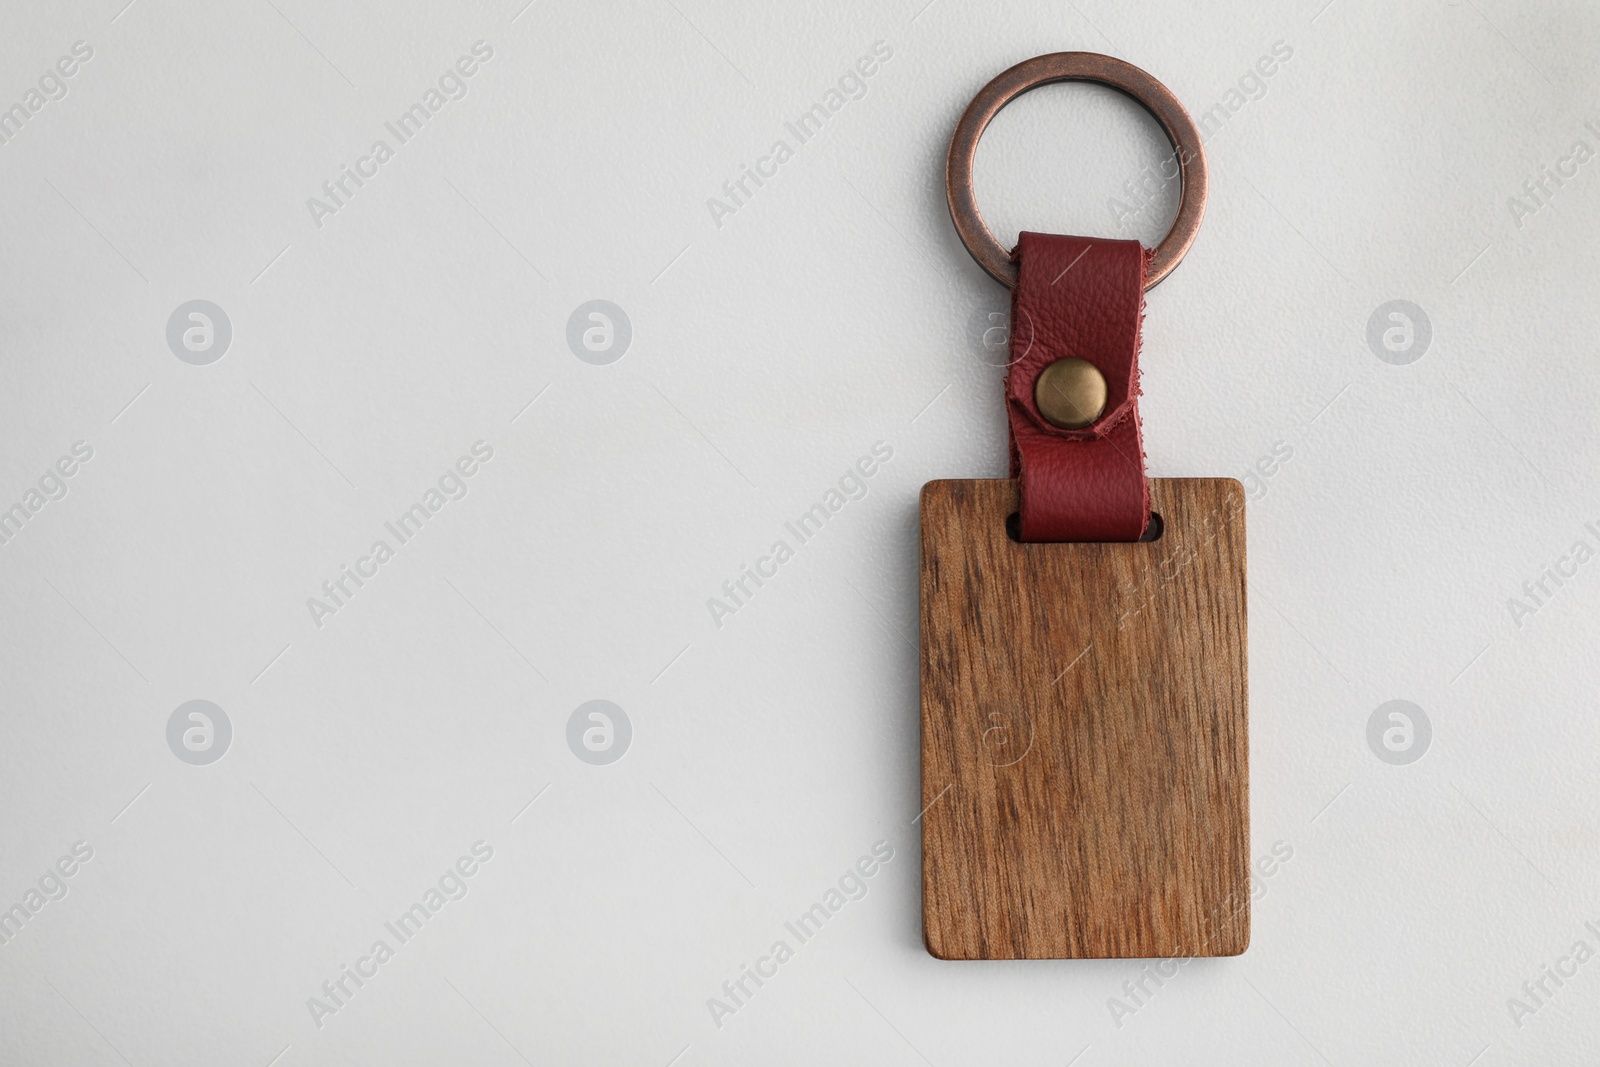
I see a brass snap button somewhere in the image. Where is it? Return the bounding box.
[1035,358,1107,429]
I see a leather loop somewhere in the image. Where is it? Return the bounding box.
[1007,232,1150,541]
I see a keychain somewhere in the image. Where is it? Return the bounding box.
[921,53,1248,960]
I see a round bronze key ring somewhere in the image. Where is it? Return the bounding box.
[946,52,1209,290]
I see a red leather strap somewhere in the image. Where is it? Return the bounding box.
[1007,232,1150,542]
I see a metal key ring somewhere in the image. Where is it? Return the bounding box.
[946,52,1208,290]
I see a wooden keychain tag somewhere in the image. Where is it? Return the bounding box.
[922,54,1248,960]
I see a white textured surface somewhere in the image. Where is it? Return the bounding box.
[1,0,1598,1063]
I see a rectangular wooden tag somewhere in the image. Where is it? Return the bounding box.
[919,478,1249,960]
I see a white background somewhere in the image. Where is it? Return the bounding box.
[2,0,1598,1063]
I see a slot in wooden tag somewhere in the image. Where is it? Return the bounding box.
[920,478,1249,960]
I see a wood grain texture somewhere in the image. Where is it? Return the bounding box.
[920,478,1248,960]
